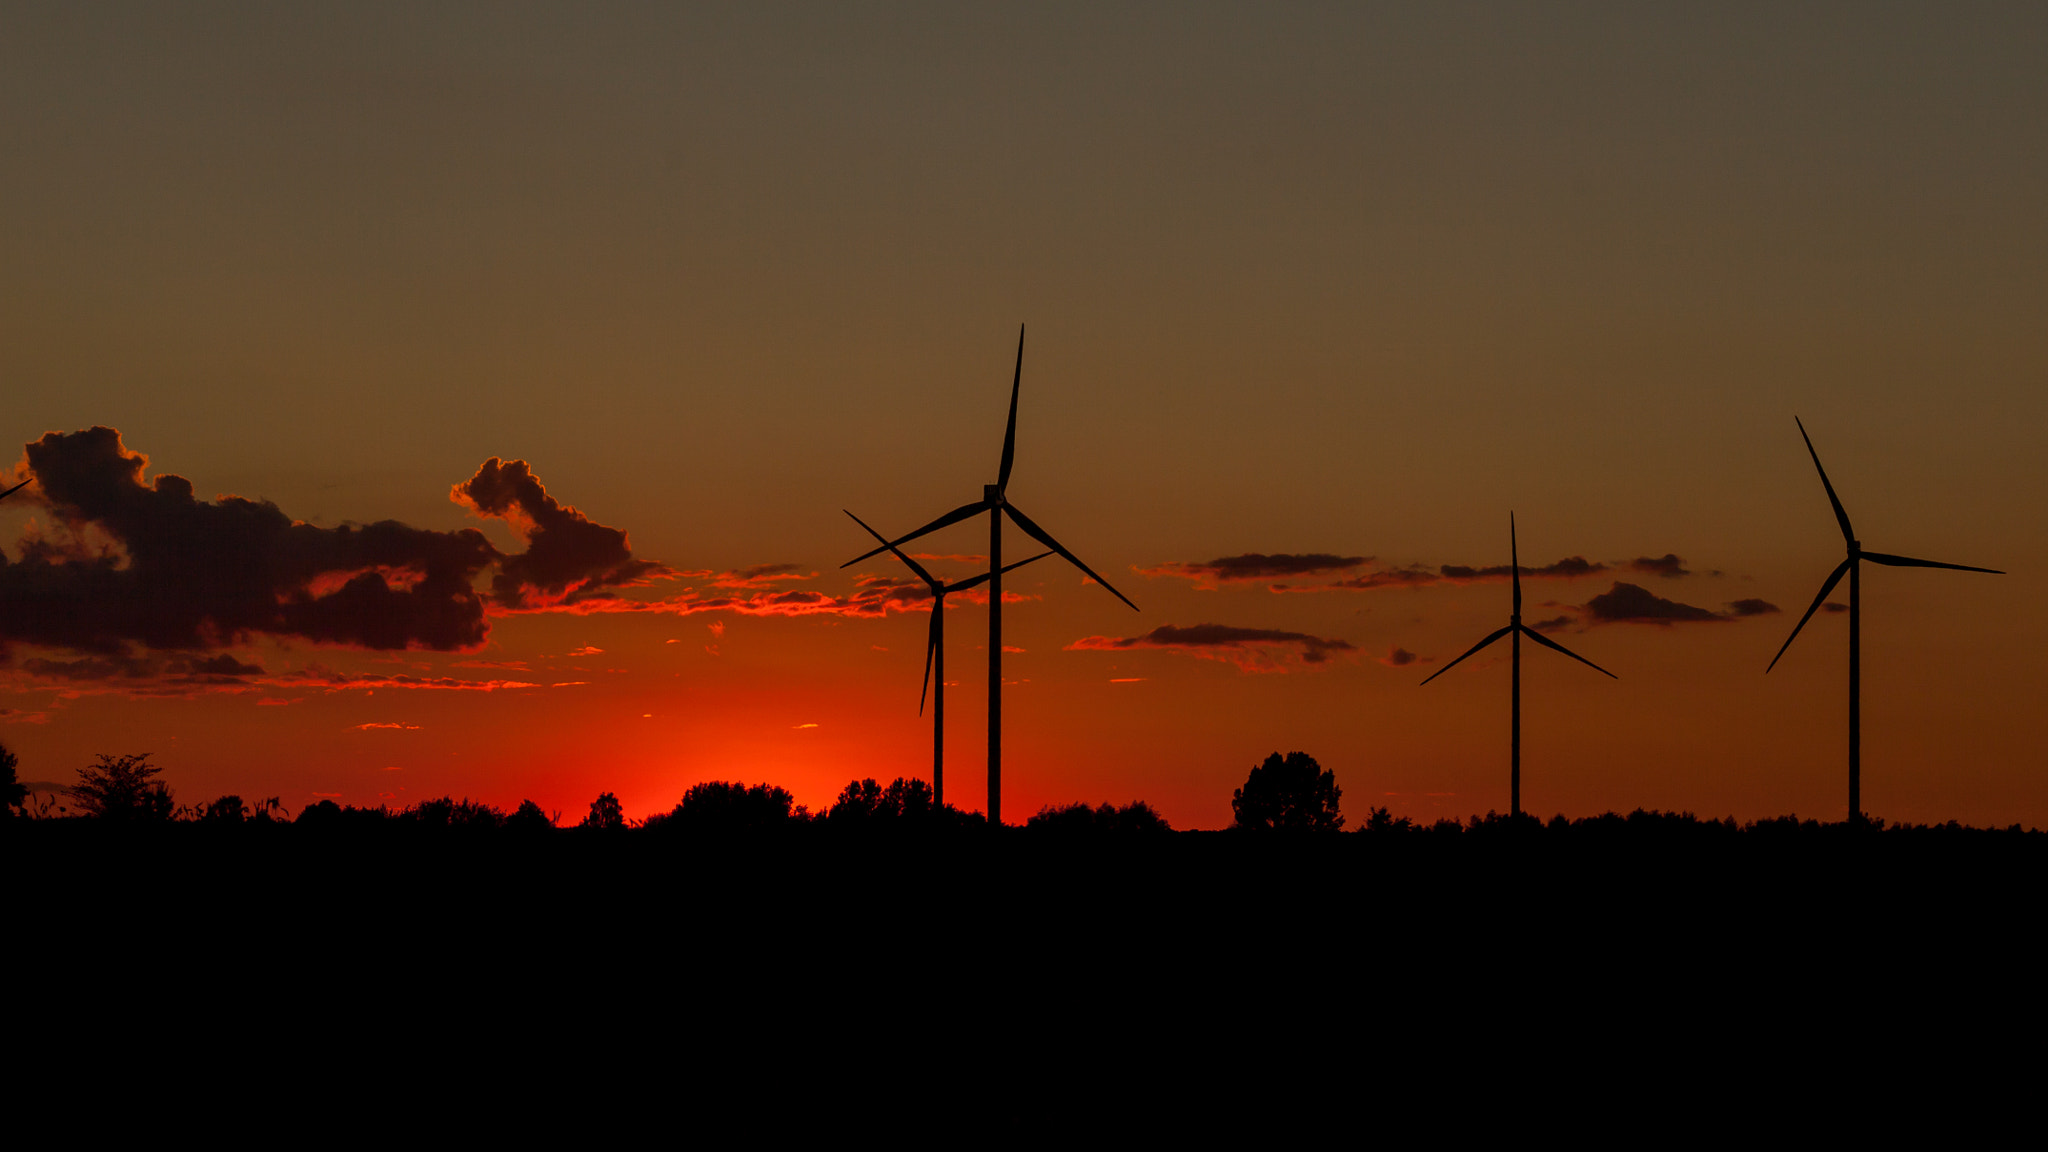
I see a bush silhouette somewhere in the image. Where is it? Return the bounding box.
[1026,801,1173,836]
[1231,751,1343,832]
[71,754,175,822]
[508,799,555,831]
[404,796,505,830]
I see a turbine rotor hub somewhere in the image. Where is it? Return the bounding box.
[984,483,1004,506]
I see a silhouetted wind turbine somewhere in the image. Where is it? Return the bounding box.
[0,479,27,501]
[1766,418,2002,824]
[845,510,1051,810]
[842,325,1138,826]
[1420,514,1616,818]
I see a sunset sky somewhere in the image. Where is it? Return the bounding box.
[4,4,2044,828]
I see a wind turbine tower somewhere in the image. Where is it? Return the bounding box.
[1766,418,2002,823]
[842,326,1138,826]
[1421,514,1616,818]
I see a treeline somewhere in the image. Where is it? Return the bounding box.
[5,747,2042,841]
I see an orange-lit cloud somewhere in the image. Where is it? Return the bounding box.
[1,430,675,683]
[1066,623,1357,672]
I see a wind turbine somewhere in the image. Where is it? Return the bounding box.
[0,479,27,501]
[844,510,1051,810]
[841,325,1138,826]
[1766,418,2002,824]
[1420,514,1616,818]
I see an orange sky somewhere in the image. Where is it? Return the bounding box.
[3,5,2043,827]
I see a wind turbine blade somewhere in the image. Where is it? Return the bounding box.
[1766,557,1854,673]
[840,500,990,567]
[844,510,939,586]
[1419,625,1513,686]
[1861,551,2003,575]
[920,605,941,716]
[1795,417,1856,545]
[944,550,1055,595]
[0,478,28,501]
[1510,512,1521,615]
[1001,503,1139,611]
[997,324,1023,491]
[1518,624,1617,679]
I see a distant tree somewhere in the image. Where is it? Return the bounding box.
[582,792,626,830]
[825,777,944,828]
[1363,806,1413,833]
[1027,801,1173,836]
[508,799,555,831]
[1230,751,1343,832]
[295,798,343,826]
[200,795,249,824]
[0,741,24,817]
[250,797,290,824]
[70,754,175,822]
[405,796,506,830]
[659,781,797,833]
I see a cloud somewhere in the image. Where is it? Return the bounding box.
[353,722,421,730]
[1,430,672,676]
[1140,553,1369,587]
[1144,549,1632,594]
[451,457,670,610]
[1628,554,1691,579]
[1823,602,1848,614]
[683,563,816,591]
[1065,623,1356,672]
[259,667,539,692]
[1375,646,1420,668]
[1440,556,1606,582]
[566,646,603,656]
[1574,582,1774,626]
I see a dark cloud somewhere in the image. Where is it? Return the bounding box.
[1140,553,1368,585]
[1823,602,1848,614]
[1376,647,1419,667]
[1532,615,1575,633]
[1581,582,1724,625]
[0,430,669,668]
[1726,598,1780,617]
[1065,622,1355,672]
[452,457,670,608]
[1628,554,1691,579]
[1143,550,1697,595]
[1440,556,1606,582]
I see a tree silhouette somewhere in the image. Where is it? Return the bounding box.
[1026,801,1173,835]
[652,781,799,832]
[0,741,23,817]
[70,753,175,821]
[1231,752,1343,832]
[827,777,937,826]
[582,792,626,830]
[509,799,555,831]
[200,795,250,824]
